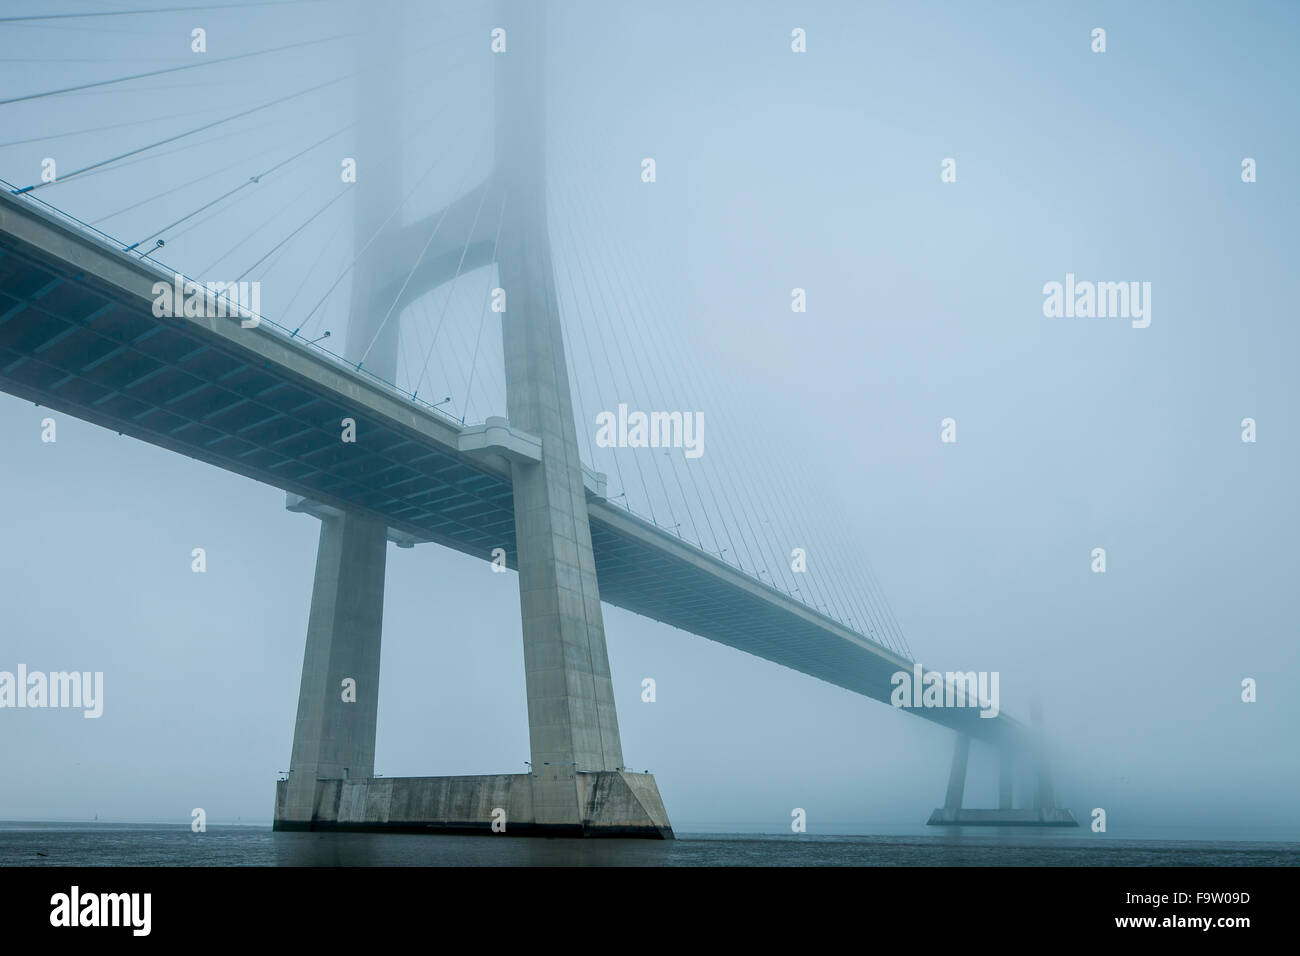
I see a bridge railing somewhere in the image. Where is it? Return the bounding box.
[1,180,472,432]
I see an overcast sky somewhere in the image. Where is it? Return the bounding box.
[0,0,1296,838]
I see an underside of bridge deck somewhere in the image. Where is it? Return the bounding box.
[0,190,1033,762]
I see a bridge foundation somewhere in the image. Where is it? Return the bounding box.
[274,772,671,838]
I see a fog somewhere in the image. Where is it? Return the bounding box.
[0,0,1296,838]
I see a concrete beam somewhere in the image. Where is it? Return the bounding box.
[457,415,542,464]
[376,179,500,313]
[286,492,429,548]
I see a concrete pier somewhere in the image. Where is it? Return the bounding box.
[943,734,970,810]
[274,772,672,838]
[493,0,635,829]
[927,733,1078,827]
[278,512,389,825]
[274,0,671,838]
[276,6,402,831]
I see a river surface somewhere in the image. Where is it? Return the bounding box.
[2,822,1296,866]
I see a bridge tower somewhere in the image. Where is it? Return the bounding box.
[493,0,637,827]
[275,2,402,828]
[275,0,672,837]
[926,703,1078,827]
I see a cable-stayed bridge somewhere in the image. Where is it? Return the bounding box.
[0,0,1073,835]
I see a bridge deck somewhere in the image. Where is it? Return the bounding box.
[0,190,1028,748]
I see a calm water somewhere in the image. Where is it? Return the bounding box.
[2,822,1297,866]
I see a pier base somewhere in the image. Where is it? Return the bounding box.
[926,807,1079,827]
[273,771,674,839]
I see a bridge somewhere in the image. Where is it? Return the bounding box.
[0,0,1074,835]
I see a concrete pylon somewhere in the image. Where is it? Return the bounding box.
[276,0,671,837]
[943,735,970,810]
[276,5,402,828]
[927,720,1078,827]
[278,512,388,823]
[493,0,666,832]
